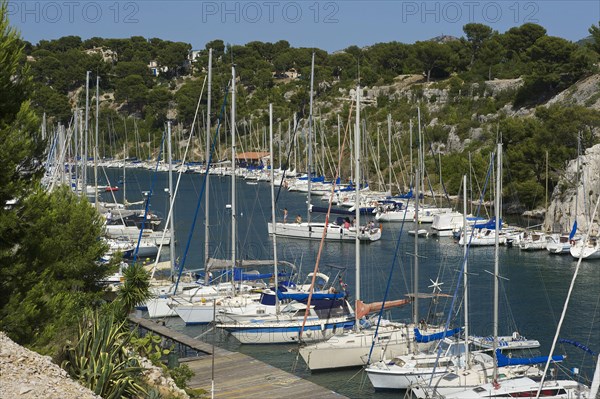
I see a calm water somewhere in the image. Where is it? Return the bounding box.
[101,167,599,399]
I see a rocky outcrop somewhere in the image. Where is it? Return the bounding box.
[546,74,600,111]
[0,332,100,399]
[544,144,600,234]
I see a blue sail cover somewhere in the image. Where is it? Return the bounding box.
[473,218,502,229]
[230,269,292,281]
[277,290,346,301]
[495,349,564,367]
[414,327,462,343]
[569,222,578,240]
[559,338,597,356]
[297,175,325,183]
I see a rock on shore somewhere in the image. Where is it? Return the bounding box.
[0,332,101,399]
[544,143,600,234]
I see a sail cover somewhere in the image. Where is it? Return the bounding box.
[414,327,462,343]
[495,349,564,367]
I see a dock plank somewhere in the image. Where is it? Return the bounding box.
[128,315,347,398]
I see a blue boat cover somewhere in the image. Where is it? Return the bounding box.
[495,349,563,367]
[473,218,502,229]
[558,338,597,356]
[230,269,291,281]
[569,222,578,240]
[414,327,462,343]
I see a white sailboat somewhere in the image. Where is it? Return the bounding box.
[216,59,355,344]
[408,145,555,399]
[268,56,381,243]
[366,175,470,390]
[570,235,600,260]
[298,91,444,371]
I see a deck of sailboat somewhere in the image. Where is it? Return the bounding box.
[128,315,348,398]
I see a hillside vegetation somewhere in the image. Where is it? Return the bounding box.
[21,22,600,211]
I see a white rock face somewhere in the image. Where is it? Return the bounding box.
[544,144,600,234]
[0,332,101,399]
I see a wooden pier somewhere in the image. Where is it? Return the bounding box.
[128,316,347,398]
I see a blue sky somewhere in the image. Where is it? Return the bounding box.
[8,1,600,52]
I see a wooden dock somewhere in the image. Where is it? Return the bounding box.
[128,316,347,398]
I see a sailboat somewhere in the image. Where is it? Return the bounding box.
[297,90,447,371]
[173,65,274,325]
[441,189,600,399]
[408,144,557,398]
[267,55,381,243]
[366,175,471,390]
[215,63,355,344]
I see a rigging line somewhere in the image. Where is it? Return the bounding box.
[299,96,355,341]
[150,75,208,280]
[173,81,231,295]
[537,196,600,398]
[274,115,304,205]
[425,137,452,207]
[426,152,495,387]
[366,194,412,364]
[132,131,166,263]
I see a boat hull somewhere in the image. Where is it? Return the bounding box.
[268,222,381,242]
[220,318,355,344]
[298,324,441,371]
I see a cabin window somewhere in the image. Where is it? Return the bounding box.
[442,373,459,381]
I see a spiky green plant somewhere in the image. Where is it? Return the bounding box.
[62,310,146,399]
[116,262,152,317]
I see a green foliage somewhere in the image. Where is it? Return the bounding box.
[115,263,151,317]
[413,41,455,82]
[62,310,147,399]
[130,332,170,366]
[169,364,194,390]
[31,84,72,124]
[589,22,600,54]
[0,186,114,349]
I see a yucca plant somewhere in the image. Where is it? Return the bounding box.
[116,262,152,317]
[62,310,147,398]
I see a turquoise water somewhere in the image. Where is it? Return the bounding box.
[102,168,599,398]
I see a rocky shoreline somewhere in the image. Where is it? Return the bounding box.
[0,331,191,399]
[0,332,100,399]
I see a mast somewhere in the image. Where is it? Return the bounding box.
[167,122,175,276]
[123,143,127,205]
[463,174,470,368]
[73,110,79,194]
[205,48,212,283]
[413,108,421,325]
[231,65,237,293]
[354,85,361,332]
[409,119,413,190]
[94,75,99,210]
[492,142,502,382]
[388,114,392,195]
[83,71,90,197]
[293,114,297,173]
[307,52,315,224]
[269,103,280,314]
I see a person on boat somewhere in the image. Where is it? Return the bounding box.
[295,215,302,224]
[344,217,351,229]
[283,208,288,223]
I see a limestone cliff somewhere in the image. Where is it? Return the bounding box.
[544,143,600,234]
